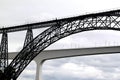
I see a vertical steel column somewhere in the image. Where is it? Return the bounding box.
[3,27,34,80]
[23,27,33,48]
[0,30,8,72]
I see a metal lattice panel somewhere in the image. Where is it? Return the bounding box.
[0,31,8,72]
[0,9,119,33]
[23,27,33,48]
[0,9,119,80]
[4,13,120,79]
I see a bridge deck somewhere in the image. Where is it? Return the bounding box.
[0,9,120,33]
[8,46,120,61]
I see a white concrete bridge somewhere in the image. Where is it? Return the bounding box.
[8,46,120,80]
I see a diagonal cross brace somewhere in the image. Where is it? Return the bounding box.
[23,27,33,48]
[3,10,120,80]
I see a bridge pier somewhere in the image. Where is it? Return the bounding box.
[35,59,44,80]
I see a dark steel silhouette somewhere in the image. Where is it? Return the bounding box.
[0,9,120,80]
[23,27,33,48]
[0,30,8,72]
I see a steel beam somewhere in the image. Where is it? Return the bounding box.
[23,27,33,48]
[0,9,120,33]
[4,13,120,79]
[0,9,119,80]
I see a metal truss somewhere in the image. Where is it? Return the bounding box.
[0,9,118,80]
[3,11,120,80]
[0,9,120,33]
[23,27,33,48]
[0,30,8,72]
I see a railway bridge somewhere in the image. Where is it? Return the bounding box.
[0,9,120,80]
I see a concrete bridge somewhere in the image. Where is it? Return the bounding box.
[8,46,120,80]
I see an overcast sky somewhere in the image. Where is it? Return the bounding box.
[1,0,120,80]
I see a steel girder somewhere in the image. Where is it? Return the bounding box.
[0,9,120,33]
[3,13,120,80]
[23,27,33,48]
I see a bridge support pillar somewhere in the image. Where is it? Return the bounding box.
[35,60,44,80]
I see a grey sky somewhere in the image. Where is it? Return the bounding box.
[42,54,120,80]
[1,0,120,80]
[1,0,120,27]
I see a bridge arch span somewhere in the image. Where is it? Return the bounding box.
[5,14,120,79]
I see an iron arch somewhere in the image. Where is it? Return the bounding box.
[4,14,120,79]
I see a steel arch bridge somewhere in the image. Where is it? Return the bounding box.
[0,9,120,80]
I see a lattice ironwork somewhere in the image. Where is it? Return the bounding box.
[0,30,8,72]
[23,27,33,48]
[4,11,120,80]
[0,9,118,80]
[0,9,119,33]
